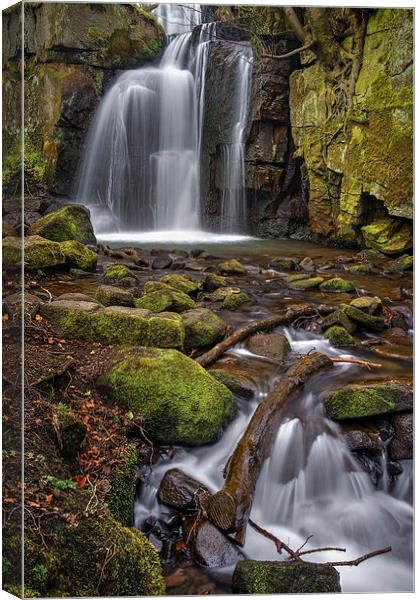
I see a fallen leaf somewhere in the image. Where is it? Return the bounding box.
[35,314,43,322]
[73,475,88,489]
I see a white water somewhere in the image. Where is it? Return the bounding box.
[76,4,253,236]
[135,328,413,592]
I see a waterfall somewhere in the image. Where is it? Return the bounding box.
[75,3,253,236]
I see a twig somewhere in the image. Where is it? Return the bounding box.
[330,357,382,369]
[325,546,392,567]
[249,519,301,560]
[262,41,314,60]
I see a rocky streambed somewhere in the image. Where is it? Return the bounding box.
[2,203,413,595]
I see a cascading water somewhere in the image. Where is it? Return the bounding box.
[75,4,253,238]
[135,327,413,592]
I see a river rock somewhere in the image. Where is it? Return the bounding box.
[370,344,412,362]
[209,362,257,400]
[55,292,95,302]
[40,300,185,349]
[390,254,413,272]
[343,429,381,454]
[289,276,324,290]
[218,259,246,274]
[324,326,354,347]
[349,296,382,314]
[319,277,355,292]
[207,287,250,309]
[191,521,243,568]
[160,273,202,295]
[340,304,385,331]
[4,291,40,319]
[97,347,234,445]
[321,309,356,333]
[232,560,341,594]
[389,413,413,460]
[299,256,316,272]
[158,468,210,509]
[151,254,172,269]
[245,332,290,362]
[29,205,96,245]
[268,257,296,271]
[95,285,134,307]
[203,273,227,292]
[182,308,227,349]
[324,381,412,420]
[60,240,98,271]
[3,235,66,271]
[103,263,137,282]
[135,288,196,313]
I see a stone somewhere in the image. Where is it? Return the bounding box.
[289,276,324,290]
[29,205,96,245]
[319,277,355,293]
[103,264,137,282]
[245,332,291,362]
[70,268,93,278]
[324,381,412,420]
[3,235,66,271]
[232,560,341,594]
[208,363,257,400]
[191,521,243,568]
[346,263,373,274]
[134,288,196,313]
[52,404,87,460]
[321,309,357,334]
[160,274,202,295]
[40,300,185,349]
[390,254,413,272]
[55,292,95,302]
[343,429,381,454]
[349,296,382,314]
[181,308,227,349]
[151,255,172,270]
[324,326,354,347]
[4,292,40,319]
[95,285,134,307]
[222,289,251,310]
[158,468,210,509]
[361,219,412,255]
[218,259,246,275]
[299,256,315,272]
[203,273,227,292]
[340,304,385,331]
[389,413,413,460]
[60,240,97,271]
[98,347,235,445]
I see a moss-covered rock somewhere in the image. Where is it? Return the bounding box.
[361,218,412,255]
[98,347,235,445]
[40,300,185,349]
[341,303,385,331]
[222,289,251,310]
[134,288,196,313]
[60,240,97,271]
[319,277,355,293]
[349,296,382,314]
[390,253,413,272]
[107,443,138,526]
[324,326,354,347]
[52,404,87,460]
[103,264,136,282]
[95,285,134,307]
[321,308,357,334]
[203,273,227,292]
[218,259,246,274]
[160,273,202,295]
[29,205,96,245]
[3,235,67,271]
[289,276,324,290]
[182,308,227,349]
[324,381,412,420]
[232,560,341,594]
[346,263,372,274]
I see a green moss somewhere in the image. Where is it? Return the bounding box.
[324,381,411,420]
[390,254,413,272]
[135,288,197,313]
[52,405,87,460]
[104,264,135,280]
[41,475,76,491]
[95,285,134,307]
[160,273,202,295]
[222,290,251,310]
[349,296,382,314]
[182,308,227,349]
[289,276,324,290]
[320,277,355,292]
[4,235,68,272]
[341,303,385,331]
[218,259,246,274]
[99,348,235,445]
[324,326,354,347]
[361,218,412,255]
[29,205,96,245]
[107,443,138,526]
[347,264,372,274]
[60,240,97,271]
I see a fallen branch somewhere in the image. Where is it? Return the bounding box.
[330,357,382,369]
[262,41,314,60]
[325,546,392,567]
[196,306,318,368]
[205,352,333,544]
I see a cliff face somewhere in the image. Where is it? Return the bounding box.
[289,8,413,253]
[3,2,164,196]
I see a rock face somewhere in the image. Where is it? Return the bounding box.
[289,9,413,252]
[98,347,235,445]
[232,560,341,594]
[3,3,164,196]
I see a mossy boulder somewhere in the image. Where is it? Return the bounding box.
[346,263,372,274]
[324,381,412,420]
[52,404,87,460]
[218,259,246,274]
[270,257,296,270]
[182,308,227,350]
[103,264,136,282]
[29,205,96,245]
[324,326,354,347]
[160,273,202,295]
[107,443,138,526]
[321,308,357,334]
[289,276,324,290]
[3,235,67,271]
[60,240,97,271]
[203,273,227,292]
[319,277,355,292]
[390,254,413,272]
[361,219,412,255]
[98,347,235,445]
[341,303,385,331]
[135,287,196,313]
[208,287,251,309]
[95,285,134,307]
[40,300,185,349]
[349,296,382,314]
[232,560,341,594]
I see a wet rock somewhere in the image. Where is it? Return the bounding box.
[160,273,202,295]
[191,521,243,568]
[319,277,355,293]
[389,413,413,460]
[245,332,291,362]
[98,347,234,445]
[206,287,251,309]
[103,264,137,283]
[158,468,210,509]
[95,285,134,307]
[324,381,412,420]
[184,261,208,272]
[299,256,315,272]
[343,429,380,454]
[268,257,296,271]
[151,255,172,270]
[218,259,246,275]
[135,287,196,313]
[203,273,227,292]
[389,305,412,330]
[209,363,257,400]
[40,301,185,349]
[3,235,66,271]
[29,204,96,245]
[390,254,413,272]
[4,291,40,319]
[289,276,324,290]
[70,268,93,278]
[232,560,341,594]
[340,304,385,331]
[52,404,87,460]
[324,326,354,347]
[55,292,95,302]
[349,296,382,314]
[60,240,98,272]
[345,263,373,274]
[190,248,205,258]
[182,308,227,349]
[370,344,412,362]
